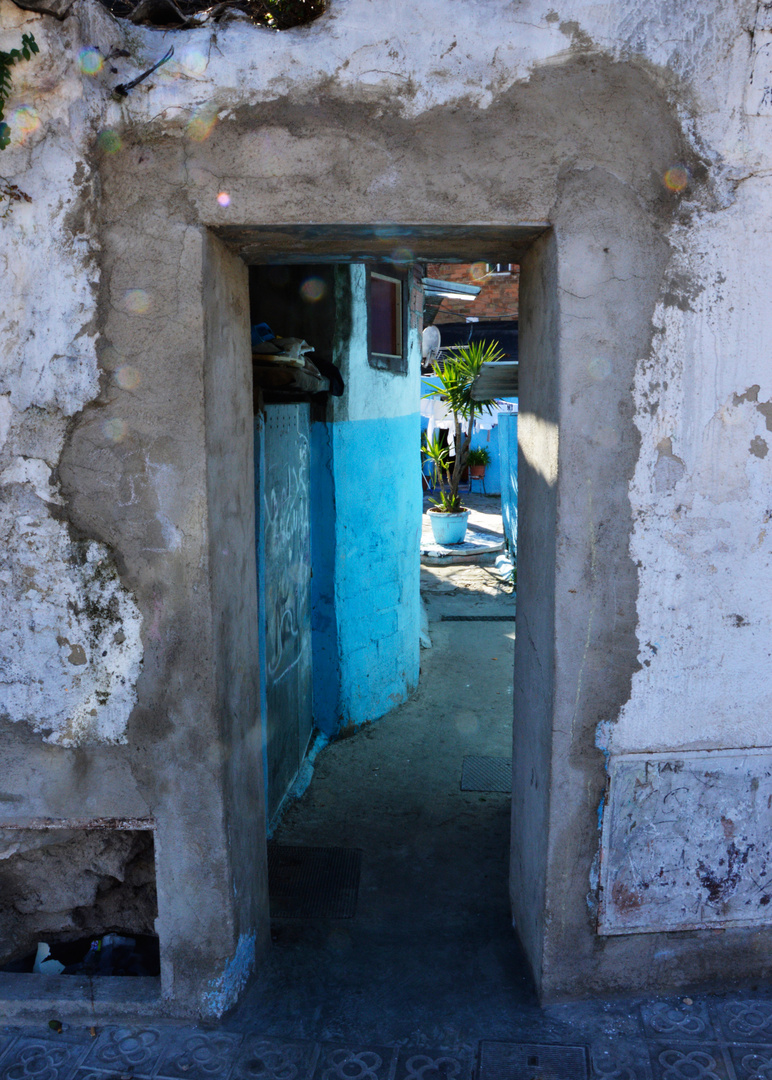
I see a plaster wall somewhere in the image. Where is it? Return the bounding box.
[329,265,422,729]
[511,229,559,979]
[2,0,772,1013]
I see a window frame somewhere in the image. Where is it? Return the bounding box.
[367,265,408,375]
[486,262,514,276]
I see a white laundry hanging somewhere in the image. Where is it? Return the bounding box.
[421,396,515,452]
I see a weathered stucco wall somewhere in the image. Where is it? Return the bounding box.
[2,0,772,1013]
[330,264,422,728]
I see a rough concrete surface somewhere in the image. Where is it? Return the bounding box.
[2,575,772,1078]
[2,0,772,1016]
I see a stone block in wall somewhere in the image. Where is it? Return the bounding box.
[599,751,772,934]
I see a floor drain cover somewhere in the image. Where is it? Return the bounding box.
[478,1041,588,1080]
[461,756,512,793]
[268,845,362,919]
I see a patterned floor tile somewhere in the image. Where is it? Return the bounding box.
[155,1032,243,1080]
[75,1070,137,1080]
[640,1002,717,1042]
[0,1038,19,1067]
[231,1037,319,1080]
[716,1000,772,1043]
[591,1040,652,1080]
[726,1044,772,1079]
[82,1027,166,1076]
[393,1048,472,1080]
[0,1038,91,1080]
[311,1045,398,1080]
[648,1044,733,1080]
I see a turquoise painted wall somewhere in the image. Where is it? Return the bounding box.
[310,419,340,735]
[498,412,518,552]
[332,413,422,726]
[308,264,422,735]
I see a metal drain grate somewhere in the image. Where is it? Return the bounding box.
[268,845,362,919]
[477,1041,588,1080]
[461,756,512,793]
[441,614,515,621]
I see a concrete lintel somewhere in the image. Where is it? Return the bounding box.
[214,224,550,265]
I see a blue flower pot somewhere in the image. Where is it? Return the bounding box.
[428,509,470,545]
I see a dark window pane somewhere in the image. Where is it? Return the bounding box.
[371,274,401,356]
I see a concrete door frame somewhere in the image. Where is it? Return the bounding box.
[51,53,709,1014]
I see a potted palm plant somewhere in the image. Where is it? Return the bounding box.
[467,445,492,479]
[423,340,503,544]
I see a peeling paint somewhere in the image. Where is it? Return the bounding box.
[0,479,143,745]
[202,932,257,1017]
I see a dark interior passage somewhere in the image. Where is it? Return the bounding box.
[230,558,537,1045]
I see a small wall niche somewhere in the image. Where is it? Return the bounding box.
[0,826,159,976]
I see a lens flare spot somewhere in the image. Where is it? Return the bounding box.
[11,106,40,144]
[390,247,413,264]
[179,47,207,76]
[98,129,122,153]
[664,165,689,192]
[455,715,479,736]
[300,276,326,302]
[217,190,231,208]
[115,365,141,390]
[187,104,218,142]
[469,262,489,281]
[124,289,150,315]
[102,418,128,443]
[588,356,611,380]
[78,48,104,75]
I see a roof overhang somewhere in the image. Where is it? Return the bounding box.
[470,361,519,400]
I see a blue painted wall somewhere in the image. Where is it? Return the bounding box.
[332,412,422,726]
[310,418,340,736]
[498,411,519,553]
[306,264,422,736]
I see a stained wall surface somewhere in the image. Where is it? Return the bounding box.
[329,265,422,729]
[1,0,771,1014]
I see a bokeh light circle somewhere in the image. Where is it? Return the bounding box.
[217,191,231,208]
[179,47,207,76]
[10,106,40,144]
[124,289,150,315]
[102,418,129,443]
[390,247,414,264]
[116,365,141,390]
[187,105,218,142]
[469,262,489,281]
[588,356,611,381]
[664,165,689,193]
[300,277,326,302]
[79,48,104,76]
[98,129,122,154]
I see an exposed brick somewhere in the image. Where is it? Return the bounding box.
[426,262,519,324]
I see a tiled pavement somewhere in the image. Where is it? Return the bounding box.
[5,996,772,1080]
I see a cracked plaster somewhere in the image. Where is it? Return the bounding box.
[2,0,772,1005]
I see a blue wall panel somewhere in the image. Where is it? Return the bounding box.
[310,419,340,736]
[498,412,519,552]
[333,412,422,727]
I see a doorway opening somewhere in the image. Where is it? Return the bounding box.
[237,230,536,1041]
